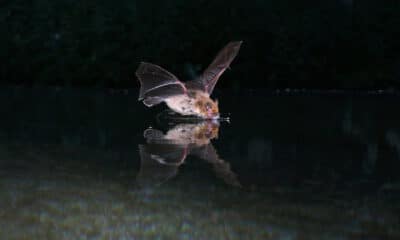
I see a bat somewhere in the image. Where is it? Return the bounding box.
[137,121,241,188]
[135,41,242,119]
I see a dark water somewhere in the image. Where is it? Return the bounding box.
[0,87,399,239]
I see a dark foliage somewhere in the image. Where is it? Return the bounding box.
[0,0,399,89]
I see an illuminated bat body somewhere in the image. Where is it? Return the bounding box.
[136,41,242,119]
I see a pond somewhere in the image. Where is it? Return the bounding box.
[0,87,399,239]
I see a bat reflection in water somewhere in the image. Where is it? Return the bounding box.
[137,121,241,188]
[136,41,242,119]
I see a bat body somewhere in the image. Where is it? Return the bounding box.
[136,41,242,119]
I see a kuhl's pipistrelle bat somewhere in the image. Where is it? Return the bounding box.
[135,41,242,119]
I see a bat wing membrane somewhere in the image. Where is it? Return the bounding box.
[136,62,187,106]
[186,41,242,95]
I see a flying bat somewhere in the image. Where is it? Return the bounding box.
[135,41,242,119]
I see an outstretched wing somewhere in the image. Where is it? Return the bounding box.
[191,144,242,188]
[137,144,181,188]
[186,41,242,95]
[136,62,187,107]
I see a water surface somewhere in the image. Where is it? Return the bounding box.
[0,87,399,239]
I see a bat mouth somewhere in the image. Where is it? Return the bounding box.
[205,112,219,120]
[205,107,219,119]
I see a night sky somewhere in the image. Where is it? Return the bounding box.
[1,0,399,89]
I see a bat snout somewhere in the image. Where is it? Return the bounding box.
[206,110,219,120]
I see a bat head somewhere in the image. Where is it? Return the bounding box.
[195,95,219,119]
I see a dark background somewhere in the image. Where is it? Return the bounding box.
[1,0,399,90]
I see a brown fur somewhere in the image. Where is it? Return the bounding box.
[194,93,219,118]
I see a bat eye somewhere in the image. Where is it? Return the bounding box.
[205,103,212,110]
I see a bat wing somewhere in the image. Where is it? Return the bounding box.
[191,144,242,188]
[140,143,187,166]
[190,143,219,162]
[137,144,181,187]
[136,62,187,107]
[185,41,242,95]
